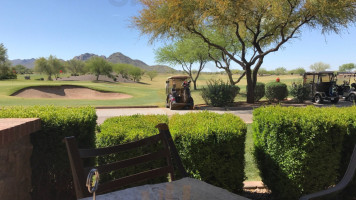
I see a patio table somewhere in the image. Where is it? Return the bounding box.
[80,177,250,200]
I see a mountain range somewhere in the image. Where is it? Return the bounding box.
[10,52,175,73]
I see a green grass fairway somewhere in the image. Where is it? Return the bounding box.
[0,73,302,107]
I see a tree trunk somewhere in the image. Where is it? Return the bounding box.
[193,80,197,90]
[246,67,255,103]
[96,75,99,81]
[225,68,236,85]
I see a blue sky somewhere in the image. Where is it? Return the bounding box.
[1,0,355,71]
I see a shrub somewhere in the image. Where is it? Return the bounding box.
[289,82,311,103]
[265,82,288,102]
[97,115,169,185]
[0,106,97,200]
[247,82,265,102]
[252,106,348,200]
[169,111,246,193]
[201,79,240,107]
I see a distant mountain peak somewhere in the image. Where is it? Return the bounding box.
[73,53,106,61]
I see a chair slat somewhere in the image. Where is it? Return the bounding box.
[79,134,162,158]
[97,166,174,194]
[85,150,170,174]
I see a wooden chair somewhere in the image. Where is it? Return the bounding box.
[65,123,188,199]
[299,145,356,200]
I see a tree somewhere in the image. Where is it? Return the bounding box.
[13,65,27,74]
[155,36,209,90]
[49,56,66,80]
[113,63,133,79]
[310,62,330,72]
[146,70,158,81]
[288,67,306,75]
[35,57,52,80]
[128,66,144,82]
[274,67,287,75]
[86,57,113,81]
[66,59,86,75]
[134,0,356,103]
[0,43,14,79]
[339,63,356,72]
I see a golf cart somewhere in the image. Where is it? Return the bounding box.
[165,75,194,110]
[303,71,339,104]
[336,72,356,102]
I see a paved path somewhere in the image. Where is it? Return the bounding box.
[96,108,253,124]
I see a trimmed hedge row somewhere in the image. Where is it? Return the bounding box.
[253,106,356,200]
[265,82,288,102]
[0,106,97,200]
[169,111,247,193]
[97,112,247,193]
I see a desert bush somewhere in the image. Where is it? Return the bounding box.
[289,82,311,103]
[265,82,288,102]
[169,111,246,193]
[0,106,97,200]
[252,106,354,200]
[201,79,240,107]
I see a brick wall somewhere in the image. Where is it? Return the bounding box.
[0,118,41,200]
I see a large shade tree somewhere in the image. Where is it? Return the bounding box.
[34,55,64,80]
[134,0,356,103]
[0,43,12,79]
[155,37,210,90]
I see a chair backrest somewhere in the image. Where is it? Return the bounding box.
[65,123,187,199]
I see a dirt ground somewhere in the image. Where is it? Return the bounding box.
[11,85,132,100]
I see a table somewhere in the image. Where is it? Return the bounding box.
[80,177,250,200]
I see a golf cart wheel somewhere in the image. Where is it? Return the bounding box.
[349,94,356,103]
[331,97,339,104]
[314,94,323,104]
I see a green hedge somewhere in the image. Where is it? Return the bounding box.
[97,115,169,186]
[169,111,246,193]
[201,79,240,107]
[265,82,288,102]
[252,106,356,200]
[0,106,97,200]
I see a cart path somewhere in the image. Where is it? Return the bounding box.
[96,108,253,124]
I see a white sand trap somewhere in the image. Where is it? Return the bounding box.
[11,85,132,100]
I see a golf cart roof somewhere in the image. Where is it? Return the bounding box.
[167,75,190,80]
[337,72,356,75]
[304,71,335,75]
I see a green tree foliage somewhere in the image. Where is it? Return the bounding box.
[128,66,144,82]
[13,64,31,74]
[288,67,306,75]
[274,67,287,75]
[155,37,210,90]
[66,59,86,75]
[0,43,15,80]
[86,57,113,81]
[146,70,158,81]
[309,62,331,72]
[113,63,133,79]
[134,0,356,103]
[339,63,356,72]
[34,55,64,80]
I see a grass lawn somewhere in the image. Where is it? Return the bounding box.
[245,124,261,181]
[0,73,303,106]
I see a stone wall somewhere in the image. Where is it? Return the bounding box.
[0,118,41,200]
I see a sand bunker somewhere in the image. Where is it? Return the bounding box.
[11,85,132,100]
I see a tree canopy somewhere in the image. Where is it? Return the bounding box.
[339,63,356,72]
[309,62,331,72]
[86,57,113,81]
[134,0,356,103]
[155,36,210,89]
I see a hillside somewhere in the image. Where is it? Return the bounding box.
[10,52,176,73]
